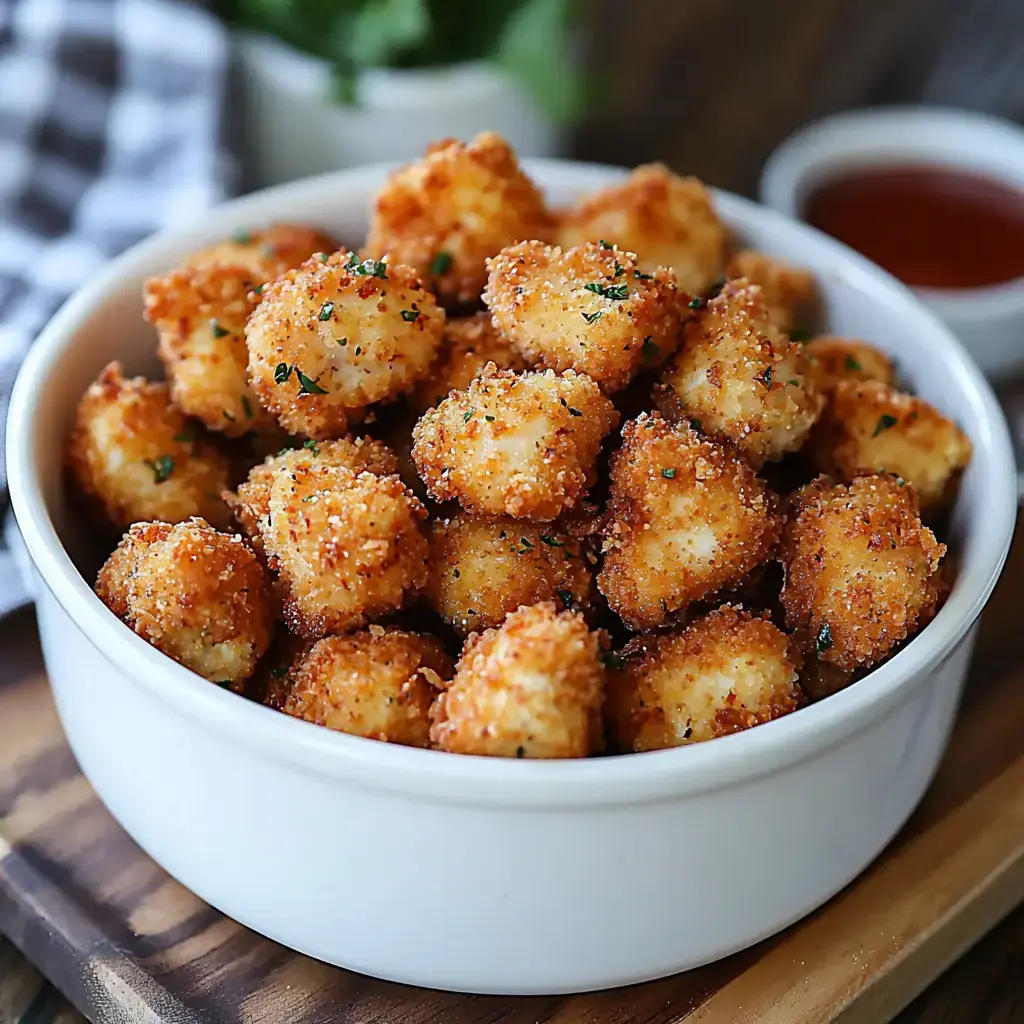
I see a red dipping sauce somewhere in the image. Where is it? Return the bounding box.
[804,166,1024,290]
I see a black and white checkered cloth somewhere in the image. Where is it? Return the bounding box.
[0,0,235,615]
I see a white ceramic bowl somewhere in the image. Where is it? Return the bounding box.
[6,161,1017,995]
[760,106,1024,379]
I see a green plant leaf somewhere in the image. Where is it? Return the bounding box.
[350,0,430,68]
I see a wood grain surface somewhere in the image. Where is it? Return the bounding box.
[0,514,1022,1023]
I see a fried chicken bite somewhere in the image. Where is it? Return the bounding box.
[807,379,972,508]
[67,362,231,529]
[144,262,278,437]
[804,335,895,392]
[282,627,452,746]
[430,602,605,758]
[364,131,554,306]
[780,474,946,672]
[186,224,337,282]
[411,366,619,521]
[605,605,802,752]
[95,518,272,684]
[656,278,824,467]
[598,413,779,631]
[555,164,725,294]
[228,440,428,637]
[408,312,525,413]
[425,514,596,636]
[246,249,444,439]
[483,240,681,393]
[723,249,816,334]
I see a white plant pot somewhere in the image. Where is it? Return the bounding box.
[233,31,562,189]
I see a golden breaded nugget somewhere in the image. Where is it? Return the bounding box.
[283,628,452,746]
[145,262,277,436]
[598,413,779,630]
[483,240,681,393]
[409,312,525,413]
[723,249,816,334]
[605,606,802,751]
[430,602,605,758]
[411,366,619,521]
[364,132,554,306]
[187,224,337,282]
[67,362,230,529]
[95,518,272,684]
[230,444,428,637]
[807,379,972,508]
[555,164,725,294]
[780,474,945,672]
[246,250,444,439]
[656,278,824,466]
[804,335,895,392]
[425,514,596,636]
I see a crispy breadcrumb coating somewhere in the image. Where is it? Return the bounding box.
[364,132,554,306]
[483,240,682,392]
[780,474,945,672]
[723,249,816,334]
[282,628,453,746]
[246,249,444,439]
[656,278,824,466]
[228,440,424,636]
[95,518,272,683]
[409,312,525,413]
[186,224,337,282]
[555,164,725,294]
[144,262,277,436]
[605,605,802,752]
[804,335,896,392]
[430,602,605,758]
[807,379,972,508]
[425,514,596,636]
[67,362,231,529]
[598,413,779,630]
[411,366,619,520]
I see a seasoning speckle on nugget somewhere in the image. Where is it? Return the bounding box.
[804,335,896,392]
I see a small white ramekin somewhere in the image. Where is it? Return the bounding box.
[6,161,1017,994]
[760,106,1024,379]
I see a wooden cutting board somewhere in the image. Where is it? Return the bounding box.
[2,519,1023,1024]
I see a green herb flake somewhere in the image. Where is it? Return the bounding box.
[519,537,534,551]
[318,252,330,263]
[787,379,800,387]
[318,301,335,321]
[484,414,496,422]
[232,229,252,244]
[210,318,230,338]
[539,535,563,547]
[295,368,328,396]
[844,355,862,372]
[598,239,614,250]
[303,439,320,455]
[556,588,574,610]
[241,395,254,419]
[873,414,898,437]
[222,410,236,423]
[428,251,453,276]
[816,621,834,653]
[581,310,603,324]
[755,365,773,390]
[252,283,265,296]
[301,495,317,503]
[344,252,360,269]
[401,306,419,322]
[600,650,626,671]
[515,745,526,758]
[633,268,654,280]
[585,281,628,300]
[463,409,475,423]
[613,262,624,278]
[274,362,292,384]
[688,296,705,310]
[337,337,348,347]
[661,467,677,479]
[173,424,203,444]
[568,406,583,417]
[689,419,702,431]
[146,454,174,484]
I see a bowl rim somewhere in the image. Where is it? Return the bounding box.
[7,157,1017,807]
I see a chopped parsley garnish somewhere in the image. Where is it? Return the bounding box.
[755,366,773,390]
[613,262,624,277]
[252,283,265,296]
[428,250,453,276]
[173,424,203,444]
[401,306,419,322]
[688,296,705,310]
[337,337,348,347]
[463,409,475,423]
[301,495,316,503]
[539,535,563,547]
[146,454,174,484]
[515,746,526,758]
[790,329,811,342]
[453,568,460,578]
[816,621,833,653]
[232,229,252,244]
[661,467,677,479]
[844,355,862,372]
[873,414,898,437]
[568,406,583,417]
[641,337,659,362]
[519,537,534,551]
[318,252,330,263]
[633,268,653,280]
[274,362,292,384]
[318,301,334,321]
[345,256,388,278]
[581,310,603,324]
[210,318,230,338]
[598,239,613,250]
[303,439,320,455]
[241,395,254,419]
[222,410,236,422]
[556,588,574,610]
[585,282,628,300]
[295,368,328,395]
[689,418,701,431]
[484,414,496,422]
[600,650,626,671]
